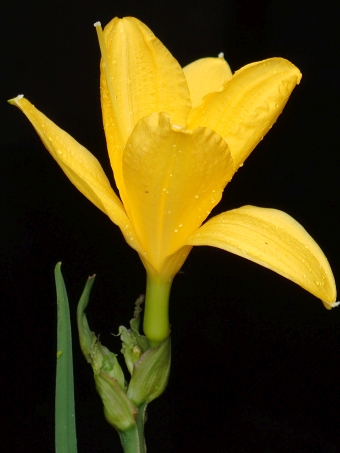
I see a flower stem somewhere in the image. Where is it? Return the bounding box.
[143,275,172,346]
[119,404,147,453]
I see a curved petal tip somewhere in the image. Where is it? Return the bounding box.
[322,300,340,310]
[8,94,24,105]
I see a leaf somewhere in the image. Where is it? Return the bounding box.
[55,263,77,453]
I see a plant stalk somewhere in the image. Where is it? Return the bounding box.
[119,404,147,453]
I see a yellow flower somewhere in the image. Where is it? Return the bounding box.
[9,17,337,344]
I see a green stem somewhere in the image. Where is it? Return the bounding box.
[119,404,147,453]
[143,274,172,346]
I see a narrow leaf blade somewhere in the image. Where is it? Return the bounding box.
[55,263,77,453]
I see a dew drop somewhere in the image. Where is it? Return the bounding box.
[173,144,176,148]
[48,136,52,142]
[239,163,244,167]
[174,229,178,233]
[195,194,199,199]
[178,223,183,228]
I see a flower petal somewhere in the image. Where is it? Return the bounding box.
[183,56,232,108]
[101,17,191,202]
[9,96,142,251]
[187,58,302,170]
[187,205,336,306]
[122,112,234,274]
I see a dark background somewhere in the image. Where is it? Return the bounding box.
[2,1,340,451]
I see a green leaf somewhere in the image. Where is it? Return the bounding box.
[55,263,77,453]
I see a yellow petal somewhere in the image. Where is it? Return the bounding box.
[100,17,191,203]
[187,205,337,306]
[139,245,192,281]
[122,112,234,274]
[187,58,302,170]
[9,96,142,251]
[183,56,232,108]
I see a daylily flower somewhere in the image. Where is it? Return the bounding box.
[9,17,337,344]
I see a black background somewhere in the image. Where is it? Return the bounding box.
[2,1,340,452]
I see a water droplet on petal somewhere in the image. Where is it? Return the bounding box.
[178,223,183,228]
[195,195,199,199]
[174,229,178,233]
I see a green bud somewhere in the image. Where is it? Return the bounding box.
[91,339,126,392]
[77,275,137,431]
[127,335,171,407]
[94,371,137,432]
